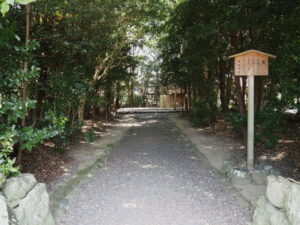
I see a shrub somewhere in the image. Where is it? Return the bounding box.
[255,107,285,149]
[227,107,285,149]
[226,112,247,136]
[190,97,215,126]
[50,119,83,152]
[85,130,96,143]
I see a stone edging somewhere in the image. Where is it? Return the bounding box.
[253,176,300,225]
[0,173,55,225]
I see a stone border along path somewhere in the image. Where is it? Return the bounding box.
[54,114,252,225]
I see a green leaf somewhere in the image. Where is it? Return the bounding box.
[14,0,35,4]
[1,1,10,16]
[14,34,20,41]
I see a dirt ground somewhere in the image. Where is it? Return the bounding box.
[21,119,112,187]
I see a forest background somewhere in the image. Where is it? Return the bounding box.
[0,0,299,179]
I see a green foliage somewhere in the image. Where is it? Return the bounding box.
[49,118,82,152]
[227,107,285,149]
[133,94,145,107]
[190,98,215,127]
[0,0,172,177]
[0,16,64,176]
[159,0,299,151]
[255,107,285,149]
[1,0,35,16]
[226,112,247,137]
[0,0,297,177]
[0,127,19,176]
[85,130,96,143]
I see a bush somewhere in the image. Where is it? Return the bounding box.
[227,107,285,149]
[133,94,145,107]
[226,112,247,136]
[85,130,96,143]
[255,107,285,149]
[190,98,215,126]
[50,119,83,152]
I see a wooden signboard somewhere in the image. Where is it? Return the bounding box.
[229,49,276,170]
[229,50,276,76]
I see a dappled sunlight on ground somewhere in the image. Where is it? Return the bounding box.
[271,152,288,161]
[129,160,160,169]
[59,165,71,177]
[123,202,138,209]
[111,118,158,128]
[141,164,160,169]
[259,151,288,162]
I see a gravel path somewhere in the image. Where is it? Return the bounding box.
[57,114,252,225]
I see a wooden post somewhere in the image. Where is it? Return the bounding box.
[247,76,255,170]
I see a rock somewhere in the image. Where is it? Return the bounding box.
[253,196,289,225]
[284,182,300,225]
[0,194,9,225]
[269,168,282,176]
[58,198,69,209]
[252,169,268,185]
[0,173,6,190]
[9,217,20,225]
[253,197,269,225]
[237,160,247,168]
[222,160,234,174]
[13,183,55,225]
[269,207,289,225]
[3,174,37,208]
[8,208,20,225]
[266,176,290,208]
[43,212,56,225]
[229,168,252,185]
[264,165,273,172]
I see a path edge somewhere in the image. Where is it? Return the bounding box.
[171,115,256,212]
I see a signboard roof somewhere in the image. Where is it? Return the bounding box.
[229,49,276,59]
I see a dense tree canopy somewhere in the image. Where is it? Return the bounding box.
[0,0,299,177]
[0,0,170,176]
[160,0,300,146]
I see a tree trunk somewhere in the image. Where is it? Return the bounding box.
[219,61,229,112]
[235,77,246,115]
[188,81,191,112]
[129,79,134,107]
[193,87,197,100]
[116,82,121,109]
[78,96,86,122]
[105,85,112,121]
[18,4,30,166]
[235,76,247,143]
[180,88,184,112]
[254,77,263,112]
[225,71,233,110]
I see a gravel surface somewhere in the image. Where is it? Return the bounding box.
[57,114,252,225]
